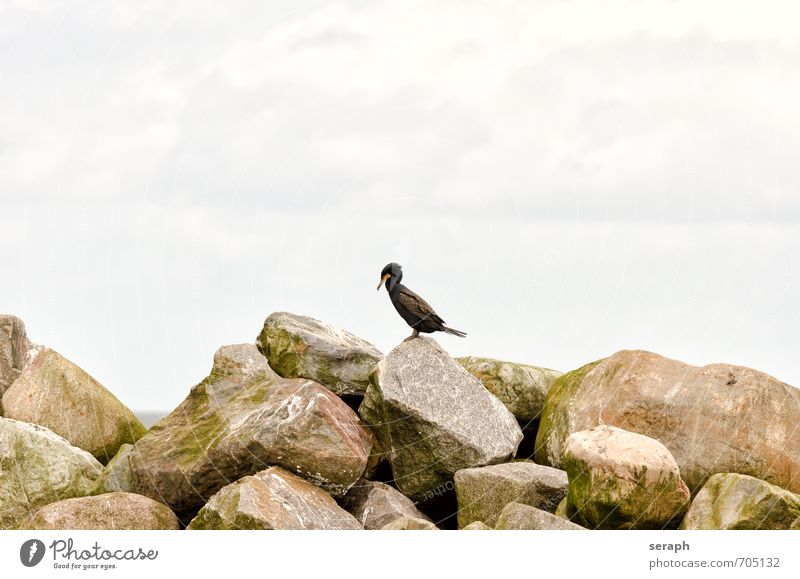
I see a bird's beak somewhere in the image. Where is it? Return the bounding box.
[377,273,391,290]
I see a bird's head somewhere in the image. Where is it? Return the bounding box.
[377,262,402,291]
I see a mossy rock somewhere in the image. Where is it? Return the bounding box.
[680,473,800,530]
[456,356,561,422]
[91,444,135,495]
[2,348,145,463]
[256,312,382,395]
[188,467,362,530]
[0,417,102,529]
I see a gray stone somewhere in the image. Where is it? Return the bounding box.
[455,462,568,528]
[19,492,180,530]
[187,467,362,530]
[380,515,439,530]
[91,444,135,495]
[129,344,373,517]
[256,312,382,396]
[563,425,691,529]
[0,417,102,529]
[0,315,39,414]
[680,473,800,530]
[3,348,146,463]
[535,350,800,494]
[456,356,561,422]
[359,337,522,500]
[495,502,585,530]
[339,480,431,530]
[462,521,492,530]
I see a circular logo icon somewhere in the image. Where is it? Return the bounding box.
[20,539,46,567]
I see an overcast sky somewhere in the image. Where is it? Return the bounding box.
[2,0,799,413]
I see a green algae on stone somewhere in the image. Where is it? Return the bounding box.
[495,502,585,530]
[0,417,102,529]
[2,348,145,463]
[91,444,135,495]
[456,356,561,422]
[534,358,604,467]
[256,312,382,395]
[680,473,800,530]
[562,425,690,530]
[187,467,362,530]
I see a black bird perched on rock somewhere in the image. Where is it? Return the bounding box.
[377,262,467,341]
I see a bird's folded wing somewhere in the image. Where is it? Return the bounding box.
[398,288,445,324]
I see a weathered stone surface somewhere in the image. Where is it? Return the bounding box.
[256,312,382,396]
[456,356,561,422]
[380,515,439,530]
[495,502,585,530]
[0,315,37,412]
[680,473,800,530]
[462,521,492,530]
[455,462,568,528]
[187,467,362,530]
[2,348,145,463]
[563,425,690,529]
[535,350,800,494]
[129,344,373,516]
[19,492,180,530]
[91,444,135,495]
[0,417,102,529]
[339,480,431,530]
[360,337,522,500]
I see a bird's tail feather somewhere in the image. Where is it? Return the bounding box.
[442,325,467,338]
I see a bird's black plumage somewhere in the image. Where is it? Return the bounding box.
[377,262,467,340]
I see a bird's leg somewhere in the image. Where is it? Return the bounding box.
[403,329,420,342]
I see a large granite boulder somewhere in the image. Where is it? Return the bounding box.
[129,344,373,517]
[0,417,102,529]
[359,337,522,500]
[495,502,585,530]
[339,480,432,530]
[2,348,145,463]
[0,315,39,413]
[91,444,135,495]
[563,425,690,529]
[454,462,567,528]
[456,356,561,422]
[19,492,180,530]
[680,473,800,530]
[187,467,362,530]
[256,312,382,396]
[535,350,800,494]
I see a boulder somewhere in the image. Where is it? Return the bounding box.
[462,521,492,530]
[187,467,362,530]
[456,356,561,422]
[0,417,102,529]
[680,473,800,530]
[129,344,373,517]
[91,444,135,495]
[380,516,438,530]
[562,425,690,529]
[0,315,39,413]
[339,480,431,530]
[495,502,585,530]
[454,462,567,528]
[256,312,382,396]
[535,350,800,494]
[359,337,522,500]
[2,348,145,463]
[19,492,180,530]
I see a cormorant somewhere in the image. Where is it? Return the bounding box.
[377,262,467,341]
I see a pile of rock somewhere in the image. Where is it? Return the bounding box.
[3,312,800,531]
